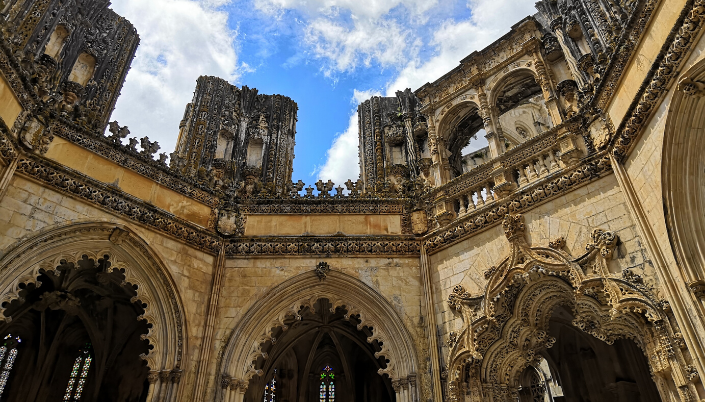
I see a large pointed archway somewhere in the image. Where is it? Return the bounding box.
[218,269,420,402]
[0,222,188,402]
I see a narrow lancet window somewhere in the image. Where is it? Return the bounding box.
[263,368,277,402]
[64,345,92,401]
[319,365,335,402]
[0,334,21,397]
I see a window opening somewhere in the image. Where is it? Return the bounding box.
[263,368,277,402]
[64,344,93,401]
[0,334,21,397]
[319,365,335,402]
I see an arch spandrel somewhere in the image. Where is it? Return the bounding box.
[219,269,420,385]
[0,222,188,373]
[445,214,695,402]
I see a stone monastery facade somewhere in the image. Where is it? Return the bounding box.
[0,0,705,401]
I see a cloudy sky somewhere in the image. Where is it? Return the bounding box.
[109,0,537,186]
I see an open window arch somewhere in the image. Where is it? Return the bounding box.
[489,69,554,140]
[436,100,489,178]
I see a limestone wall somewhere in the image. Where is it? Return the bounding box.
[428,174,658,364]
[0,175,215,398]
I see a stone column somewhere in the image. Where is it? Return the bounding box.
[408,374,418,402]
[168,369,182,402]
[145,371,160,402]
[477,86,502,159]
[531,49,562,126]
[194,243,228,402]
[221,376,232,402]
[550,17,587,89]
[157,370,171,402]
[400,378,410,402]
[420,245,444,402]
[392,380,402,402]
[0,156,18,202]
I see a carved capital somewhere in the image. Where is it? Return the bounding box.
[678,77,705,97]
[148,371,160,384]
[391,380,402,393]
[586,228,618,259]
[689,280,705,299]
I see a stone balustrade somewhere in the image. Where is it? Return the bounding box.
[430,123,585,229]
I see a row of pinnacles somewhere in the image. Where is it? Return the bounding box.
[2,0,636,235]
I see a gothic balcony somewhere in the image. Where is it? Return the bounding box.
[423,123,604,251]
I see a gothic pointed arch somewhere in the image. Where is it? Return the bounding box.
[445,214,700,402]
[663,58,705,300]
[0,222,188,375]
[218,269,420,400]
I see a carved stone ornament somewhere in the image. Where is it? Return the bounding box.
[217,208,247,237]
[315,262,331,281]
[444,214,689,402]
[678,77,705,97]
[411,210,429,235]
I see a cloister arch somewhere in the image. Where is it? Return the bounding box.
[436,100,487,177]
[219,269,420,402]
[0,222,187,375]
[445,214,700,402]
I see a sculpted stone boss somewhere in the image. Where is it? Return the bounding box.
[0,0,704,401]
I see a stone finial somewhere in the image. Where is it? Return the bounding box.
[140,136,160,157]
[107,121,130,144]
[586,228,618,259]
[128,137,138,152]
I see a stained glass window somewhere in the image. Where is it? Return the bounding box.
[319,366,334,402]
[0,334,21,397]
[263,368,277,402]
[64,345,92,401]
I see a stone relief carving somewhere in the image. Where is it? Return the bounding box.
[444,214,694,401]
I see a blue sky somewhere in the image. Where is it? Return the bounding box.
[109,0,537,186]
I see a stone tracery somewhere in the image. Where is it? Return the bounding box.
[445,214,698,401]
[0,223,187,401]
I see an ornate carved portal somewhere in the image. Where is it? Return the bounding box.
[446,215,699,402]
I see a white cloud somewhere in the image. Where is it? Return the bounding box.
[317,112,361,183]
[109,0,239,158]
[353,88,382,105]
[386,0,537,93]
[305,16,411,74]
[316,88,380,182]
[255,0,437,20]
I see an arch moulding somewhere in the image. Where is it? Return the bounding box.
[0,222,188,373]
[218,269,420,386]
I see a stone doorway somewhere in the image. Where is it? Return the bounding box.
[518,306,661,402]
